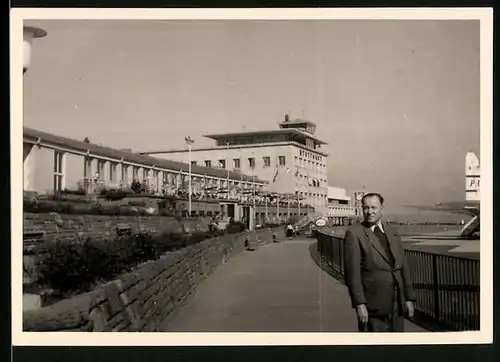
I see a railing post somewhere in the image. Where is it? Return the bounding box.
[339,238,344,275]
[338,237,342,273]
[432,254,440,322]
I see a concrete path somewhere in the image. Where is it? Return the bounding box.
[162,238,427,332]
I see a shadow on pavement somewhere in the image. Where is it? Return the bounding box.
[308,240,448,332]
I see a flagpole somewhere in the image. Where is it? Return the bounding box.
[265,193,268,223]
[277,194,280,223]
[240,172,243,203]
[297,191,301,216]
[185,137,194,216]
[287,194,290,220]
[252,174,257,229]
[239,145,243,203]
[296,165,301,217]
[188,146,192,215]
[226,141,230,200]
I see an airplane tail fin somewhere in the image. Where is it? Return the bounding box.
[465,152,480,201]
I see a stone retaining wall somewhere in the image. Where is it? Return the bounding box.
[23,227,282,332]
[23,212,211,242]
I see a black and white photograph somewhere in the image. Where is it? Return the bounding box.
[12,8,493,345]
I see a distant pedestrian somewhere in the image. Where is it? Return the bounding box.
[286,223,294,238]
[343,193,416,332]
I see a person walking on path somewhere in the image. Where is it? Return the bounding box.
[286,222,295,238]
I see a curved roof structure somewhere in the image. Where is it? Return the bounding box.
[23,127,266,184]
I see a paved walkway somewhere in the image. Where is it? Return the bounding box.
[162,238,427,332]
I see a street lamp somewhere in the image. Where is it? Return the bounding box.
[252,174,256,229]
[23,26,47,74]
[185,136,195,216]
[225,141,230,200]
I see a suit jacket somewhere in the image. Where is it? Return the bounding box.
[343,221,416,317]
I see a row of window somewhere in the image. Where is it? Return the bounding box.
[83,157,259,187]
[86,159,136,182]
[295,175,327,187]
[328,205,355,210]
[298,192,327,198]
[299,149,323,162]
[198,156,287,169]
[295,156,326,174]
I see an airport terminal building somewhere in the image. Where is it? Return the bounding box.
[325,186,357,224]
[140,115,330,212]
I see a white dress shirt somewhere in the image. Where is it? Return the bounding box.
[370,221,385,233]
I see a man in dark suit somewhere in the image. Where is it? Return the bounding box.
[344,193,416,332]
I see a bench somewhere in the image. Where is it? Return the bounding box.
[116,223,132,237]
[23,230,45,243]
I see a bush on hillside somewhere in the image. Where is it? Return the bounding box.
[23,199,160,216]
[35,238,109,292]
[226,221,246,234]
[61,188,86,196]
[103,189,129,201]
[34,228,222,294]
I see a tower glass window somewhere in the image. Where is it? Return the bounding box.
[233,158,240,169]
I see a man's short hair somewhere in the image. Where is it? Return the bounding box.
[361,193,384,205]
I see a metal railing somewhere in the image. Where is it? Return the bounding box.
[316,231,480,331]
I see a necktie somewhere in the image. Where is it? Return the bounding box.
[374,225,384,238]
[373,225,394,266]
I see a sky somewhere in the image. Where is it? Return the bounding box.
[22,19,480,218]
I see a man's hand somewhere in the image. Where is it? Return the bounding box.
[356,304,369,324]
[405,301,415,318]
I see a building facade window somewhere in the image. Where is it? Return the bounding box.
[154,170,160,192]
[191,161,197,165]
[97,160,105,180]
[263,156,271,167]
[121,164,128,182]
[83,156,92,179]
[233,158,240,169]
[53,151,64,192]
[248,157,255,169]
[205,160,211,167]
[278,156,286,166]
[110,162,117,181]
[219,159,226,169]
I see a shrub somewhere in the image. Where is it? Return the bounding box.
[24,199,78,214]
[36,239,96,292]
[226,221,246,234]
[158,209,175,217]
[128,200,147,207]
[131,180,142,193]
[104,189,128,201]
[61,188,86,196]
[34,229,217,294]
